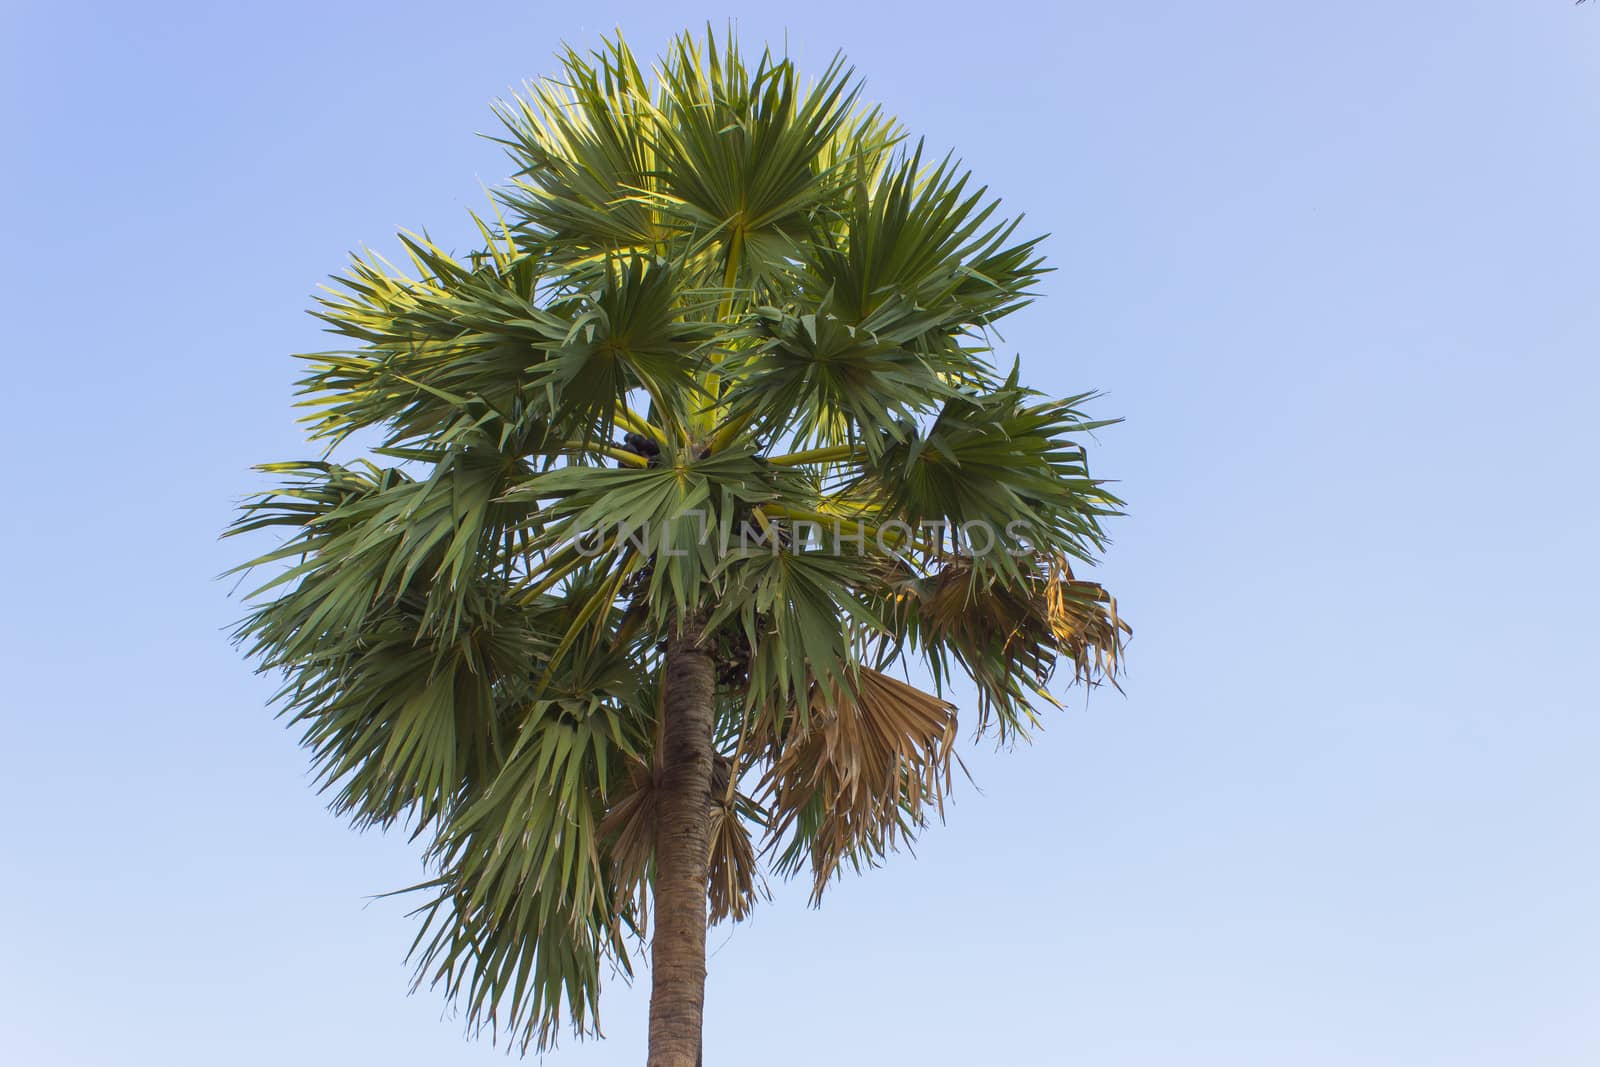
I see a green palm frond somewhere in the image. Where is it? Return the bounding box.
[855,371,1123,572]
[407,694,646,1053]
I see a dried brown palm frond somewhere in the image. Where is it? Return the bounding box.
[599,755,658,922]
[706,794,761,924]
[762,667,958,901]
[601,752,766,925]
[1042,555,1128,686]
[904,554,1129,737]
[706,754,768,924]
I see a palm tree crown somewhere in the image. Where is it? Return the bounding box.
[231,28,1126,1058]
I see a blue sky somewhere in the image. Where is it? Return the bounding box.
[3,2,1597,1064]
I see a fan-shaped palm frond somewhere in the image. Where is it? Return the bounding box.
[761,667,958,901]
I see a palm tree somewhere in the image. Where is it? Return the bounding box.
[230,29,1126,1066]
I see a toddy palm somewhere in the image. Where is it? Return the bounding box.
[231,29,1126,1067]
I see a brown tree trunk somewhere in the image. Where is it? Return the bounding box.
[647,619,715,1067]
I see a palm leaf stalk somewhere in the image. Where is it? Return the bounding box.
[229,28,1127,1066]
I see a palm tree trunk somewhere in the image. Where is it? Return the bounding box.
[647,619,715,1067]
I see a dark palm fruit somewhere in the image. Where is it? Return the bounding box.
[622,431,661,457]
[713,625,753,689]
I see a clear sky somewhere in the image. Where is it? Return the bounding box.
[3,2,1597,1065]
